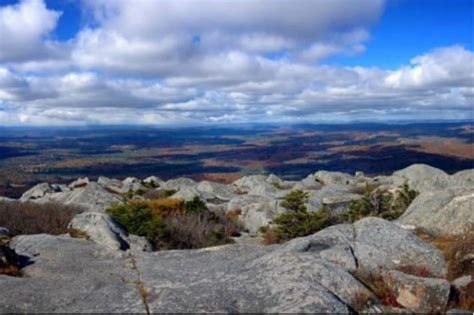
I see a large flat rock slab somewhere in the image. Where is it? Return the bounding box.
[0,234,146,313]
[134,244,367,313]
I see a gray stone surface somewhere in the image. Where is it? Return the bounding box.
[398,187,474,236]
[313,170,357,187]
[392,164,451,192]
[2,164,473,313]
[69,212,130,250]
[234,175,289,199]
[451,169,474,186]
[383,270,451,312]
[19,183,54,202]
[354,217,447,278]
[1,234,146,313]
[196,181,236,201]
[46,182,123,212]
[227,194,285,235]
[283,224,358,271]
[0,232,377,313]
[134,243,369,313]
[0,196,14,203]
[306,186,361,213]
[161,177,197,191]
[68,177,90,189]
[143,176,164,187]
[97,176,126,194]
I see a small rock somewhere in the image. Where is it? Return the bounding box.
[143,176,164,187]
[452,275,472,289]
[446,308,473,314]
[68,177,90,189]
[392,164,451,193]
[48,182,124,212]
[161,177,196,191]
[383,270,451,313]
[128,234,153,252]
[398,187,474,236]
[0,196,15,202]
[354,217,447,278]
[69,212,129,250]
[19,183,54,201]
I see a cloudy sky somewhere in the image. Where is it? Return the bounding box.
[0,0,472,126]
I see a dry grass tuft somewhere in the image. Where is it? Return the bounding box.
[395,264,433,278]
[415,227,474,311]
[0,201,82,237]
[415,227,474,281]
[351,269,401,308]
[130,198,185,217]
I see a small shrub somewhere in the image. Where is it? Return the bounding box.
[131,198,185,217]
[143,180,159,189]
[106,202,169,242]
[352,269,401,308]
[272,182,283,189]
[262,206,332,244]
[390,183,418,219]
[416,227,474,281]
[343,183,418,223]
[106,196,241,250]
[226,208,242,222]
[184,196,208,214]
[280,190,309,212]
[122,188,147,200]
[0,201,82,236]
[456,281,474,311]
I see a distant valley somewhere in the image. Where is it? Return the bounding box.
[0,122,472,198]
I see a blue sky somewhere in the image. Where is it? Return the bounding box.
[329,0,473,68]
[0,0,472,125]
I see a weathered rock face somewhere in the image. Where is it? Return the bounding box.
[283,224,358,271]
[68,177,90,189]
[0,233,368,313]
[1,217,451,313]
[313,170,357,187]
[392,164,452,193]
[306,186,361,213]
[160,178,196,191]
[124,240,375,313]
[286,217,448,279]
[354,217,447,278]
[143,176,164,187]
[398,187,474,236]
[69,212,130,250]
[173,181,236,203]
[451,169,474,186]
[69,212,152,252]
[42,182,123,212]
[233,175,290,199]
[0,196,15,203]
[1,234,146,313]
[383,270,451,312]
[97,176,127,194]
[1,164,472,313]
[227,194,285,235]
[19,183,54,202]
[196,181,236,201]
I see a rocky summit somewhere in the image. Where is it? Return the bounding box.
[0,164,473,313]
